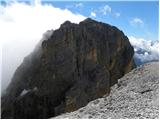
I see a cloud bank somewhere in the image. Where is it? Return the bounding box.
[129,36,159,65]
[0,1,86,92]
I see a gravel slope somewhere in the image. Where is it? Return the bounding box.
[55,62,159,119]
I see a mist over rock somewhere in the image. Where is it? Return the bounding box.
[1,18,136,118]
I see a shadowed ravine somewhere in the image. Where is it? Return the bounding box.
[1,18,136,118]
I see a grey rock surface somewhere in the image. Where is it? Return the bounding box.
[55,62,159,119]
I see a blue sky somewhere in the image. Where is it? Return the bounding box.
[0,0,158,41]
[49,1,159,41]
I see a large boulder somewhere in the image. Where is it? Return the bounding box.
[1,18,136,118]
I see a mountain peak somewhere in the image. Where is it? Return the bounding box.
[83,18,95,22]
[80,18,99,24]
[60,20,72,28]
[1,19,136,119]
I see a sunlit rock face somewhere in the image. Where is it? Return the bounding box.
[1,18,136,119]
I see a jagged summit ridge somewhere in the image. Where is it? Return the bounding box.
[1,18,136,118]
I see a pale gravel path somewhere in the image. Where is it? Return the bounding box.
[55,62,159,119]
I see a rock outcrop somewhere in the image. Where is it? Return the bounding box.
[1,18,135,118]
[55,62,159,119]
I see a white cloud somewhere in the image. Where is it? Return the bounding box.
[129,36,159,65]
[66,3,83,9]
[130,17,143,25]
[100,5,111,15]
[90,11,96,17]
[75,3,83,8]
[115,12,120,17]
[0,2,86,92]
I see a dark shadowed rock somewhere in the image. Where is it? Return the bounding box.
[1,18,136,118]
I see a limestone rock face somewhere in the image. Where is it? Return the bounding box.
[1,18,136,118]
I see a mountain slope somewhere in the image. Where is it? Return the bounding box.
[55,62,159,119]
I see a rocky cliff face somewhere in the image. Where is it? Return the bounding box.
[55,62,159,119]
[1,18,136,118]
